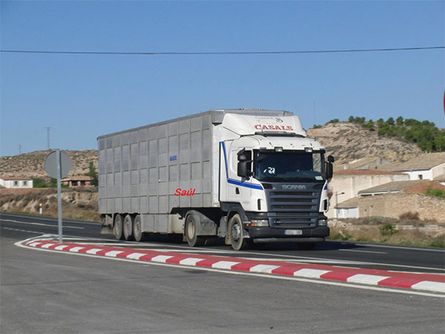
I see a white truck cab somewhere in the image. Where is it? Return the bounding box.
[215,111,333,249]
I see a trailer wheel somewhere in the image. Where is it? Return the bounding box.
[123,214,134,241]
[185,213,205,247]
[228,214,250,251]
[113,214,124,240]
[133,215,143,242]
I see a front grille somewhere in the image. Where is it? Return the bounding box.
[264,182,322,228]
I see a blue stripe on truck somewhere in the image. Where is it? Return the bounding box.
[220,141,263,190]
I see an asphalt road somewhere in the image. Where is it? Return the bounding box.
[1,213,444,273]
[1,213,445,333]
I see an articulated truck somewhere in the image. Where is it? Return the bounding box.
[98,109,334,250]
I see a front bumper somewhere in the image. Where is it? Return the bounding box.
[246,226,329,239]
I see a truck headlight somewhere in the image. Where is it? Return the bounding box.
[249,219,269,227]
[318,219,327,226]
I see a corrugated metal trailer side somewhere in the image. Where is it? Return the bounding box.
[98,111,216,233]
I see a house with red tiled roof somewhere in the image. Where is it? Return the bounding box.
[61,175,93,188]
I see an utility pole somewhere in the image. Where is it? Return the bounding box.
[18,144,22,154]
[45,127,51,149]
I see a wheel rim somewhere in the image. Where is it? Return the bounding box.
[124,217,131,238]
[113,217,122,239]
[187,217,195,240]
[231,223,241,242]
[134,218,141,240]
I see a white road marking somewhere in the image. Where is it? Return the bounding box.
[151,255,173,263]
[339,249,386,254]
[179,258,204,266]
[212,261,239,269]
[86,248,103,255]
[41,243,55,249]
[1,219,84,229]
[126,253,147,260]
[411,281,445,293]
[2,227,42,234]
[69,246,84,253]
[54,245,69,251]
[249,264,279,274]
[293,269,330,278]
[105,250,123,257]
[0,215,98,225]
[347,274,389,285]
[14,239,445,299]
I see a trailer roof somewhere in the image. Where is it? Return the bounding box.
[97,109,293,140]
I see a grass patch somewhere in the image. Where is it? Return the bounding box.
[329,219,444,249]
[426,187,445,199]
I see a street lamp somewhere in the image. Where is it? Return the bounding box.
[335,191,345,219]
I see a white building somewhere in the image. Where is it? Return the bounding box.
[335,198,359,219]
[0,177,33,188]
[382,152,445,181]
[327,169,409,218]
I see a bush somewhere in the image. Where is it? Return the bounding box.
[399,211,420,220]
[327,119,340,124]
[379,223,398,237]
[32,178,48,188]
[426,187,445,199]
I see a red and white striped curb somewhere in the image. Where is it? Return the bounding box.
[20,239,445,294]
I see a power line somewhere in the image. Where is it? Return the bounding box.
[0,46,444,56]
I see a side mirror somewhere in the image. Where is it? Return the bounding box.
[325,155,335,180]
[237,149,252,178]
[325,162,333,180]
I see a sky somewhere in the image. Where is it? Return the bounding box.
[1,0,444,156]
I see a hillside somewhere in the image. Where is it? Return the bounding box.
[0,122,426,178]
[0,150,97,179]
[307,122,423,167]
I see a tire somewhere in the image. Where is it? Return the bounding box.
[228,214,250,251]
[123,214,134,241]
[113,214,124,240]
[133,215,143,242]
[185,213,205,247]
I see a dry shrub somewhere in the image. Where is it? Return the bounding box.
[399,212,419,220]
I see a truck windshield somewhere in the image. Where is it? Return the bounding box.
[254,151,324,182]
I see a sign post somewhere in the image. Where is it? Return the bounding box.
[44,150,72,243]
[56,150,63,242]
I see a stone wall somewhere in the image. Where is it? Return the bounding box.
[359,193,445,222]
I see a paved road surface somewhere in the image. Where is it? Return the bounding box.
[1,213,444,333]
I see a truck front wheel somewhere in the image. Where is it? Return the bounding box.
[185,213,205,247]
[113,214,124,240]
[228,214,250,251]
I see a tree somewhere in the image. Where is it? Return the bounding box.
[386,117,395,126]
[87,162,98,187]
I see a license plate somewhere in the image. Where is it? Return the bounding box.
[285,229,303,236]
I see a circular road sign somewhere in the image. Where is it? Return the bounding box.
[44,150,72,179]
